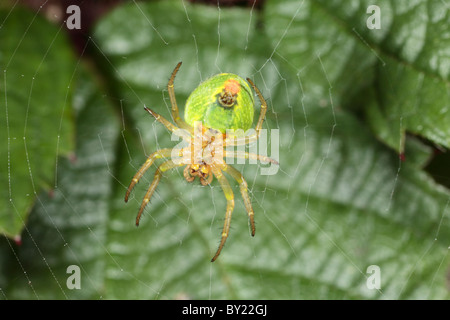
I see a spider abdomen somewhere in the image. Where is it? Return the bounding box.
[184,73,255,133]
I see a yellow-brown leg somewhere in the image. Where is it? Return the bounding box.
[222,164,256,237]
[224,150,279,165]
[144,106,191,141]
[247,78,268,135]
[135,159,184,226]
[167,62,192,132]
[125,148,174,202]
[210,165,235,262]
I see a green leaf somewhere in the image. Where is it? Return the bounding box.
[0,8,75,238]
[265,0,450,152]
[0,67,119,299]
[1,0,449,300]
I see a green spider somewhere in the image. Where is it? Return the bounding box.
[125,62,278,262]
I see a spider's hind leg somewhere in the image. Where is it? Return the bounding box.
[222,164,255,237]
[210,165,235,262]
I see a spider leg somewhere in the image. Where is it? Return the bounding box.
[247,78,268,135]
[224,78,268,146]
[221,164,255,237]
[135,159,184,226]
[125,148,179,202]
[210,165,235,262]
[144,107,191,142]
[224,150,279,165]
[167,62,193,133]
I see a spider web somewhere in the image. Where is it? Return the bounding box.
[1,0,449,301]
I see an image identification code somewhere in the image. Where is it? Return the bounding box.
[181,304,267,317]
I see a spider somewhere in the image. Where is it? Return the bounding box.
[125,62,278,262]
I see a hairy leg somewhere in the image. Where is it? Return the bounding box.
[144,107,191,142]
[221,164,255,236]
[224,150,279,165]
[135,159,184,226]
[125,148,175,202]
[167,62,193,132]
[210,165,235,262]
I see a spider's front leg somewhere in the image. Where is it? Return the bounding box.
[126,105,190,202]
[135,159,184,226]
[125,148,173,202]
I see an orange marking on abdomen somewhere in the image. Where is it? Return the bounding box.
[224,79,240,95]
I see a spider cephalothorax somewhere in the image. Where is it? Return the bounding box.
[182,124,219,186]
[125,62,278,262]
